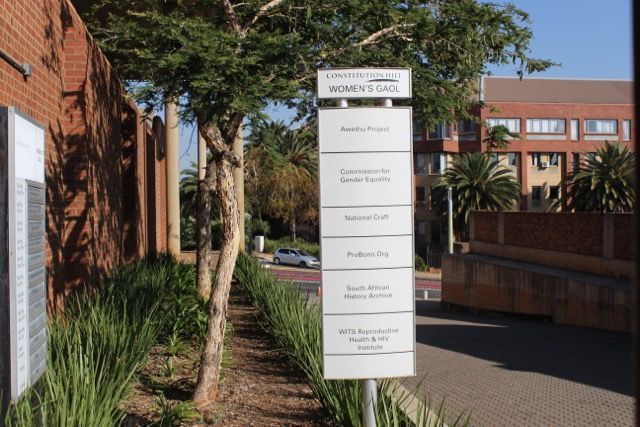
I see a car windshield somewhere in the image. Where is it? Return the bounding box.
[297,250,310,257]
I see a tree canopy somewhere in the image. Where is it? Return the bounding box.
[565,142,635,213]
[433,152,521,237]
[79,0,554,129]
[483,124,520,151]
[245,119,318,239]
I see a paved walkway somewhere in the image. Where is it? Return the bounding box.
[406,301,634,427]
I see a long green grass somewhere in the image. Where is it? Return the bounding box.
[3,254,206,427]
[235,253,469,427]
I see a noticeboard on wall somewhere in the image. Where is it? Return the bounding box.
[0,106,47,404]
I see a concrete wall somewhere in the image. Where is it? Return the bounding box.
[0,0,167,308]
[441,211,633,332]
[442,254,631,332]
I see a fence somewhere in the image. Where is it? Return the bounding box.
[423,242,446,269]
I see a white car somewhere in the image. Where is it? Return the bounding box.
[273,248,320,268]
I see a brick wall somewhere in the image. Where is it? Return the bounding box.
[502,212,603,257]
[613,214,633,261]
[470,211,633,278]
[472,211,632,259]
[472,211,499,243]
[0,0,167,308]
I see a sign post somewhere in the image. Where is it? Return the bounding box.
[317,68,415,426]
[0,107,47,414]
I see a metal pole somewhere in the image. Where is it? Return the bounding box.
[447,187,454,254]
[361,378,378,427]
[360,98,397,427]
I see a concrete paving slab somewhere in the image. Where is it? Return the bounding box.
[405,300,633,427]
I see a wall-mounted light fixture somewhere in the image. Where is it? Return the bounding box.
[0,48,31,77]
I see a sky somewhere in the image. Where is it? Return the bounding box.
[178,0,633,171]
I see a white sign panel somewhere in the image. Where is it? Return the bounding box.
[317,68,411,99]
[6,108,47,401]
[319,106,415,379]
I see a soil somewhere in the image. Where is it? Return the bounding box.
[209,286,328,426]
[122,283,329,426]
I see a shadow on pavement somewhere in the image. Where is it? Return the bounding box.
[415,300,632,396]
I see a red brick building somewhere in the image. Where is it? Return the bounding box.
[0,0,168,308]
[413,76,634,248]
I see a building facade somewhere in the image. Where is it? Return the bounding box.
[413,77,634,250]
[0,0,168,309]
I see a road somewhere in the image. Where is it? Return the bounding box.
[267,266,441,291]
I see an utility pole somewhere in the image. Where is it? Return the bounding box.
[447,187,454,254]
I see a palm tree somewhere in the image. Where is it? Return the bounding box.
[245,119,318,241]
[267,127,318,240]
[565,141,635,213]
[179,156,220,250]
[180,161,200,220]
[433,152,520,238]
[483,124,520,151]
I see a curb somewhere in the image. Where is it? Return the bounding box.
[415,289,442,301]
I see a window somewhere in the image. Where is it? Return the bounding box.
[585,119,617,134]
[531,153,541,166]
[429,123,451,139]
[572,153,580,172]
[550,186,560,200]
[415,153,426,175]
[532,186,542,207]
[457,119,477,133]
[429,186,438,210]
[416,221,427,236]
[430,221,442,242]
[486,118,520,133]
[623,120,631,141]
[416,186,426,203]
[413,121,424,142]
[507,153,517,166]
[526,119,565,133]
[430,153,445,174]
[571,119,579,140]
[549,152,558,166]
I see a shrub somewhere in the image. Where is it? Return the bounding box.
[3,254,205,427]
[415,255,429,272]
[235,254,466,426]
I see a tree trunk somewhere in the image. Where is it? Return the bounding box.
[192,153,240,409]
[195,160,216,300]
[291,218,296,242]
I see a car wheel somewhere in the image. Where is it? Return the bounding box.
[299,261,307,268]
[274,257,281,265]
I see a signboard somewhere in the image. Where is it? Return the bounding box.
[0,107,47,403]
[319,107,415,379]
[317,68,412,99]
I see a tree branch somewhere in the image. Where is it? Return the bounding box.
[221,0,241,33]
[242,0,287,34]
[354,24,415,47]
[223,112,244,143]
